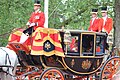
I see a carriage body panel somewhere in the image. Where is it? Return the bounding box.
[62,56,103,75]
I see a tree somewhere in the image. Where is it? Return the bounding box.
[114,0,120,48]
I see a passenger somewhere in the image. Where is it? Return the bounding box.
[72,41,78,52]
[70,37,78,52]
[19,0,45,43]
[96,46,101,52]
[88,8,100,32]
[99,6,113,34]
[85,41,94,53]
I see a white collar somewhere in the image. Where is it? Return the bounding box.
[35,9,40,13]
[92,17,98,20]
[102,15,108,19]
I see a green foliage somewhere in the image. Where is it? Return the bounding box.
[0,0,114,46]
[49,0,114,29]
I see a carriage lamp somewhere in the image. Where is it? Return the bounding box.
[64,30,71,54]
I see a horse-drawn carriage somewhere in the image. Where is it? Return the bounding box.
[1,27,120,80]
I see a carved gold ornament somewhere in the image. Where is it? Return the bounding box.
[82,59,91,70]
[71,59,75,67]
[97,59,100,67]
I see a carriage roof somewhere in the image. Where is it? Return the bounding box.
[59,29,107,36]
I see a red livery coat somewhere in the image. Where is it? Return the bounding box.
[88,18,100,32]
[99,17,113,34]
[28,11,45,30]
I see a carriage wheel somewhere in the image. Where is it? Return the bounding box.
[40,68,65,80]
[100,57,120,80]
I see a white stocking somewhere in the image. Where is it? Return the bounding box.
[19,33,29,43]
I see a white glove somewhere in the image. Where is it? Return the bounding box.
[26,22,30,26]
[30,23,36,27]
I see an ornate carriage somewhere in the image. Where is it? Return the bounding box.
[7,27,120,80]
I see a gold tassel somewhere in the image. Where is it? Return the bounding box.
[35,30,41,40]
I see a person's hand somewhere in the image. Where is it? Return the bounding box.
[30,23,36,27]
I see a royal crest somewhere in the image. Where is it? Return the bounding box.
[45,42,51,50]
[35,16,40,19]
[82,59,91,70]
[44,40,55,52]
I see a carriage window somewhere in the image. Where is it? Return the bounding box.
[96,35,105,55]
[64,35,79,53]
[69,36,78,52]
[81,34,95,56]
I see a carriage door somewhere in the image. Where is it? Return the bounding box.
[80,33,96,57]
[64,31,79,56]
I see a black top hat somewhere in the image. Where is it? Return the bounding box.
[34,0,41,6]
[101,7,107,12]
[91,9,98,14]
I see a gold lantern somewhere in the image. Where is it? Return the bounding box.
[64,31,71,54]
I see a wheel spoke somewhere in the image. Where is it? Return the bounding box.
[101,57,120,80]
[40,68,64,80]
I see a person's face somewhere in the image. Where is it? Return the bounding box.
[34,5,40,11]
[101,12,107,17]
[91,13,97,18]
